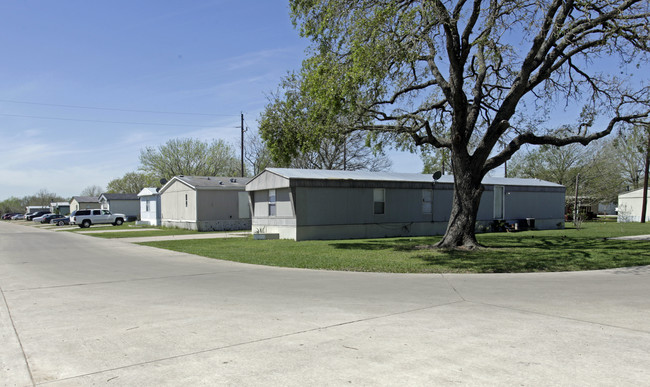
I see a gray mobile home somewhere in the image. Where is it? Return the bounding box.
[98,193,140,219]
[159,176,251,231]
[246,168,566,241]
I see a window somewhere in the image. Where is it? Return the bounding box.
[185,194,188,208]
[92,210,101,215]
[422,189,432,214]
[268,189,277,216]
[373,188,385,215]
[494,186,504,219]
[145,199,150,212]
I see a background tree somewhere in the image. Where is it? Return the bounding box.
[140,138,241,179]
[28,189,65,207]
[262,0,650,248]
[421,147,452,175]
[260,74,392,171]
[80,185,103,197]
[510,141,624,212]
[245,130,276,176]
[0,196,23,214]
[289,132,392,171]
[106,172,159,194]
[613,125,649,190]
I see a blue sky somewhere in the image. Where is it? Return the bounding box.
[0,0,424,200]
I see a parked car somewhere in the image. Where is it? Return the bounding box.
[52,217,70,226]
[70,209,125,228]
[2,213,19,220]
[26,211,51,221]
[12,214,25,220]
[40,214,66,224]
[32,213,53,223]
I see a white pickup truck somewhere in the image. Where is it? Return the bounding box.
[70,209,126,228]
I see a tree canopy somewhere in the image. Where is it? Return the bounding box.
[106,172,159,194]
[139,138,241,179]
[262,0,650,248]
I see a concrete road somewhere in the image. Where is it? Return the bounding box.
[1,222,649,386]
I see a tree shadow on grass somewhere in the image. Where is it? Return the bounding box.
[329,237,440,252]
[330,234,650,273]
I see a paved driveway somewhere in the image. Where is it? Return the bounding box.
[1,222,649,386]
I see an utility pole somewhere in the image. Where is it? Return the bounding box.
[640,126,650,223]
[240,113,245,177]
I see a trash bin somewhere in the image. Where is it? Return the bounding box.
[526,218,535,229]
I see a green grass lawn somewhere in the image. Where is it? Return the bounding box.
[89,228,231,238]
[62,222,140,232]
[139,221,650,273]
[66,223,232,238]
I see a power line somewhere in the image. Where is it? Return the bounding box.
[0,113,228,128]
[0,98,237,117]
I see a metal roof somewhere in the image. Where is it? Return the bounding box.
[71,196,99,203]
[264,168,564,188]
[161,175,251,191]
[137,187,159,197]
[100,193,139,201]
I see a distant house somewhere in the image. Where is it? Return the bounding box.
[159,175,251,231]
[246,168,566,241]
[25,205,50,214]
[617,188,650,222]
[70,196,100,213]
[137,187,161,226]
[50,202,70,215]
[98,193,140,218]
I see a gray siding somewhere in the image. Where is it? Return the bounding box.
[248,169,566,241]
[196,190,246,222]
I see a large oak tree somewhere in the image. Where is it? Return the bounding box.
[261,0,650,249]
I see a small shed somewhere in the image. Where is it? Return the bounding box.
[70,196,100,213]
[159,175,252,231]
[246,168,566,241]
[98,193,140,218]
[617,188,650,222]
[136,187,161,226]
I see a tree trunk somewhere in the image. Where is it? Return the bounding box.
[435,156,485,249]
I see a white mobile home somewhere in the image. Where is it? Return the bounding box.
[159,176,251,231]
[246,168,566,241]
[617,188,650,222]
[136,187,161,226]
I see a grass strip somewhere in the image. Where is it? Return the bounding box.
[138,221,650,273]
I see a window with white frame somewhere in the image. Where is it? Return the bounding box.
[268,189,277,216]
[373,188,385,215]
[145,199,150,212]
[185,194,188,208]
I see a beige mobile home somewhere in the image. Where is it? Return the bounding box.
[246,168,566,241]
[69,196,101,213]
[159,176,251,231]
